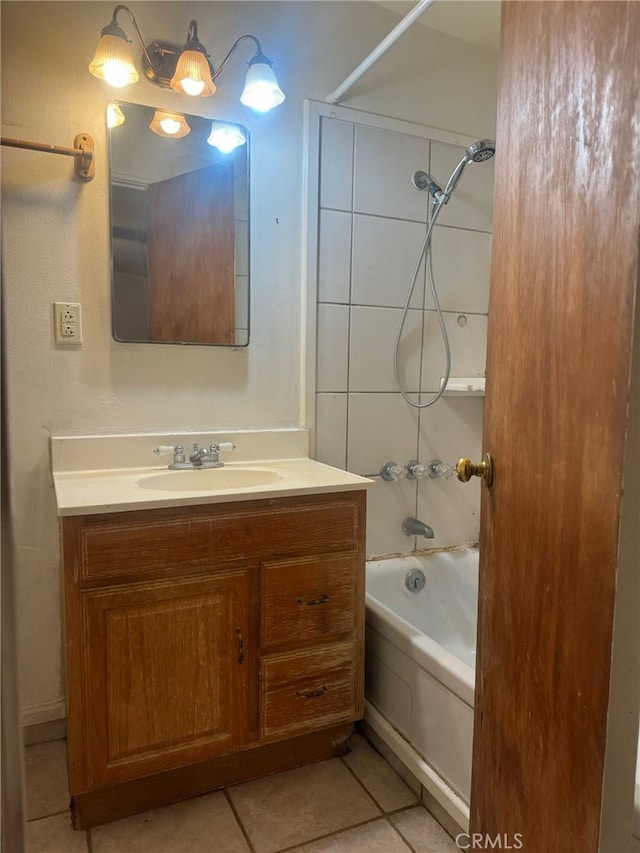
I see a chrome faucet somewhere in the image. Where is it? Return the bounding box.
[189,443,224,468]
[402,517,435,539]
[154,441,236,470]
[189,441,236,468]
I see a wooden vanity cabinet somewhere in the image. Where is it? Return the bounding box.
[62,491,365,828]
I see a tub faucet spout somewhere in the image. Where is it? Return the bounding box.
[402,517,434,539]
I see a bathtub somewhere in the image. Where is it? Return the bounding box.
[364,547,478,830]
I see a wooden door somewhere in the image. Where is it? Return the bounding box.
[471,2,640,850]
[81,570,249,787]
[147,164,235,344]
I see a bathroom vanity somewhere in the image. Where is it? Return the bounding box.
[53,434,369,828]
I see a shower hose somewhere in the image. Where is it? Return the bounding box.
[393,193,450,409]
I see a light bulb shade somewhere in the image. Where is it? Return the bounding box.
[89,33,139,88]
[106,103,126,128]
[170,49,216,97]
[149,111,191,138]
[240,61,285,112]
[207,123,247,153]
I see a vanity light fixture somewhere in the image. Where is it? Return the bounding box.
[89,6,285,112]
[207,122,246,153]
[149,110,191,138]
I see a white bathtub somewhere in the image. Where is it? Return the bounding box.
[364,547,478,829]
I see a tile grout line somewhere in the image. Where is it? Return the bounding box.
[25,808,70,823]
[272,815,385,853]
[318,205,493,236]
[383,812,419,853]
[224,788,257,853]
[264,753,424,853]
[339,754,387,814]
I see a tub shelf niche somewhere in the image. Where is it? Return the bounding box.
[439,377,485,396]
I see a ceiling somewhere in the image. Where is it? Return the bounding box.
[374,0,501,53]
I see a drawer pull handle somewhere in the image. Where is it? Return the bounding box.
[296,686,328,699]
[296,594,329,606]
[236,628,245,664]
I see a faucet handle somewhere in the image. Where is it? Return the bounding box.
[380,461,406,482]
[154,444,186,467]
[405,460,427,479]
[217,442,236,452]
[154,444,183,455]
[427,459,454,479]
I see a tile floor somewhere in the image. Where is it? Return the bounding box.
[25,732,460,853]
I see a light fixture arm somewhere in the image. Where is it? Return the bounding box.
[109,5,160,73]
[212,34,268,81]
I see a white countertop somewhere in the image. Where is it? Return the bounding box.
[53,458,373,517]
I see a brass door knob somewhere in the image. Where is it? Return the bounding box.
[456,453,494,486]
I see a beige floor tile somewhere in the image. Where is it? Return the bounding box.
[24,740,70,821]
[292,818,412,852]
[26,812,88,853]
[90,790,249,853]
[228,758,381,853]
[390,806,460,853]
[342,734,419,812]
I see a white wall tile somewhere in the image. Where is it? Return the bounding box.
[347,392,419,476]
[417,397,484,548]
[429,141,495,232]
[429,226,492,313]
[421,312,488,393]
[354,126,430,222]
[365,477,419,558]
[314,393,347,470]
[317,304,350,392]
[320,118,354,211]
[350,306,422,393]
[352,215,426,309]
[318,210,352,304]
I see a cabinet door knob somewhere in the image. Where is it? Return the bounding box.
[296,594,329,606]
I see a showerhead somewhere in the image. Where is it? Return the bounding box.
[466,139,496,163]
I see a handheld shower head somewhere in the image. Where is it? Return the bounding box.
[465,139,496,163]
[442,139,496,199]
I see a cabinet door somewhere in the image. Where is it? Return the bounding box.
[77,570,249,788]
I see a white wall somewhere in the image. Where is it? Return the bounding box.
[1,2,498,720]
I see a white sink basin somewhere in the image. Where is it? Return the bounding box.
[137,467,284,492]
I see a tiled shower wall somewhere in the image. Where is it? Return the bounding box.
[313,116,494,558]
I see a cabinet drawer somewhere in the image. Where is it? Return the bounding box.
[261,555,356,648]
[64,493,363,582]
[260,643,355,739]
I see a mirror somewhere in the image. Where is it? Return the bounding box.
[108,102,249,346]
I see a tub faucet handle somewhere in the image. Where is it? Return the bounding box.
[428,459,454,479]
[380,461,406,482]
[405,460,427,479]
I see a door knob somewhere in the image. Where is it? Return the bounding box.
[456,453,493,486]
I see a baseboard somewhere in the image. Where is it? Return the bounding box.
[21,699,66,729]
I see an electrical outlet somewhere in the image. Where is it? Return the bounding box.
[53,302,83,345]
